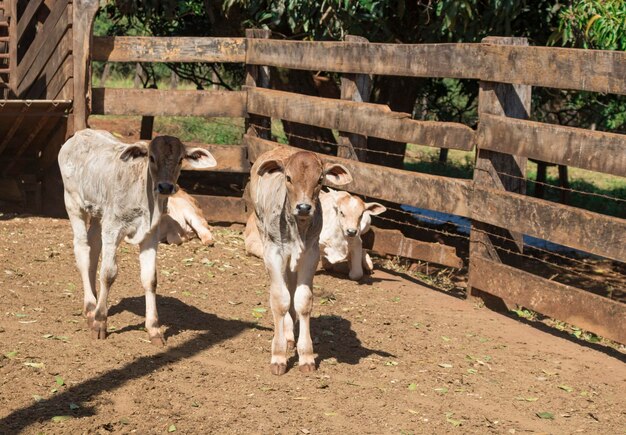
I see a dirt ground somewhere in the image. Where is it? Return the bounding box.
[0,216,625,434]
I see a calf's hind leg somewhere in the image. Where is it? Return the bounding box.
[91,228,122,339]
[64,194,97,322]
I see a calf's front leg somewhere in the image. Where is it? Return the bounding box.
[140,233,164,346]
[295,247,319,372]
[348,238,364,281]
[265,247,290,375]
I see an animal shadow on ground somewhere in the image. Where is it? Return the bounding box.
[0,296,267,433]
[108,295,245,340]
[284,314,395,372]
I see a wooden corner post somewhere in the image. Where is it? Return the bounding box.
[338,35,372,161]
[469,37,531,307]
[73,0,99,132]
[245,29,271,140]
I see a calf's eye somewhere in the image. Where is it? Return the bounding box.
[286,175,292,183]
[149,155,155,163]
[318,176,324,184]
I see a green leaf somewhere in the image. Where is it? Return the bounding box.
[558,385,573,393]
[536,411,554,420]
[51,416,72,423]
[42,334,54,339]
[5,350,17,359]
[384,360,398,366]
[32,395,44,402]
[168,424,177,432]
[467,369,477,375]
[252,307,267,313]
[55,375,65,386]
[434,387,448,394]
[438,363,453,369]
[69,403,80,410]
[441,336,451,342]
[408,383,417,391]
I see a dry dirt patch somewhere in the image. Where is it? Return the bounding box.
[0,216,624,434]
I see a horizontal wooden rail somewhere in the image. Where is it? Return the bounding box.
[247,87,475,151]
[470,257,626,344]
[247,39,626,95]
[92,37,247,63]
[244,134,471,217]
[470,187,626,262]
[90,37,626,95]
[192,194,248,224]
[183,143,248,173]
[478,114,626,177]
[363,227,463,269]
[91,88,247,118]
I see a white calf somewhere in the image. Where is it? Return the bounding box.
[58,129,216,345]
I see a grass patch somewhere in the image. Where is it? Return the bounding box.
[154,117,244,144]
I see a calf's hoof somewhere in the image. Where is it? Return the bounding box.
[270,363,287,376]
[349,272,364,281]
[90,320,108,340]
[299,362,316,373]
[200,236,215,246]
[149,334,166,347]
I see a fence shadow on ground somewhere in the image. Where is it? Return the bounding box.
[0,297,268,433]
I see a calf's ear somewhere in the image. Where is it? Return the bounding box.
[257,159,284,176]
[183,147,217,169]
[120,143,148,161]
[324,163,352,186]
[364,202,386,216]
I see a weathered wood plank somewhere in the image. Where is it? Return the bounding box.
[469,37,530,304]
[73,0,99,131]
[247,39,485,79]
[16,0,70,94]
[479,114,626,177]
[16,0,44,43]
[363,227,463,269]
[471,256,626,344]
[244,29,271,140]
[247,39,626,95]
[92,36,247,63]
[338,35,371,161]
[470,187,626,262]
[244,135,471,217]
[25,27,72,99]
[91,88,247,118]
[247,87,475,151]
[192,195,248,224]
[46,55,73,100]
[480,43,626,96]
[182,144,249,173]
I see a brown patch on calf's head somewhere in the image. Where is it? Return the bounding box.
[137,135,217,196]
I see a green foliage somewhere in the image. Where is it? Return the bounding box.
[554,0,626,50]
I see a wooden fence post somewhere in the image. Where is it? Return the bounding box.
[245,29,271,140]
[469,37,531,308]
[73,0,99,132]
[337,35,371,161]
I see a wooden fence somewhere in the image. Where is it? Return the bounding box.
[86,30,626,344]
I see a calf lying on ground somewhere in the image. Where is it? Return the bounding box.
[58,129,216,345]
[319,189,386,280]
[159,188,214,246]
[249,148,352,375]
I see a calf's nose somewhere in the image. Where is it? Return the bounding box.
[157,182,175,195]
[296,203,312,215]
[346,229,357,237]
